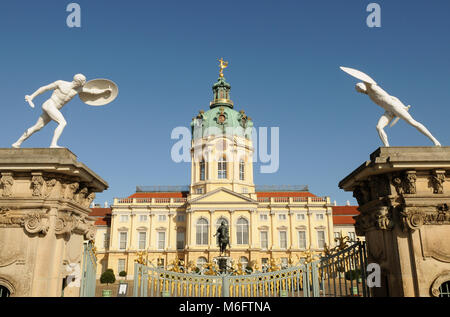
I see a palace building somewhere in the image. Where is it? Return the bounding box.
[91,66,360,279]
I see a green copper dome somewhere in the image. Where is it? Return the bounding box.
[191,76,253,140]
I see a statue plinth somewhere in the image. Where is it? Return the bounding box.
[339,147,450,297]
[214,256,232,274]
[0,148,108,297]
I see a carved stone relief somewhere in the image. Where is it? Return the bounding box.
[0,208,49,235]
[431,170,446,194]
[0,174,14,198]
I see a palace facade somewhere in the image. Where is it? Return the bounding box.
[91,69,360,279]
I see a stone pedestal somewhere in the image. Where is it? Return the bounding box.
[214,256,232,274]
[0,149,108,297]
[339,147,450,297]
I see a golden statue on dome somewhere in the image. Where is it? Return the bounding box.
[218,58,229,77]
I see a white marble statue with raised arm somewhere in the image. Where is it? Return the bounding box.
[12,74,113,148]
[340,67,441,147]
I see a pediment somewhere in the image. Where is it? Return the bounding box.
[189,187,257,204]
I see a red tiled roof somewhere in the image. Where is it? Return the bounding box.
[129,192,188,198]
[94,218,110,226]
[332,206,359,215]
[90,208,111,227]
[256,192,316,197]
[332,206,359,225]
[89,208,112,217]
[333,216,356,225]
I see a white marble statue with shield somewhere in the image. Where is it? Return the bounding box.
[12,74,118,148]
[340,66,441,147]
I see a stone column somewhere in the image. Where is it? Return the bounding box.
[0,149,108,297]
[339,147,450,297]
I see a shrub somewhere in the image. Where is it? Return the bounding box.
[119,271,127,277]
[345,269,362,281]
[100,269,116,285]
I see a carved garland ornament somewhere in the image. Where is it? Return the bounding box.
[0,208,49,235]
[55,211,96,241]
[400,205,450,232]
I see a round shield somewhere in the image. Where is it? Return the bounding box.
[79,79,119,106]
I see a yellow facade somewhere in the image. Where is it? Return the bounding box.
[95,70,346,279]
[95,192,337,279]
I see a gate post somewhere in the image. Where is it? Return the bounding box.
[222,275,230,297]
[133,263,139,297]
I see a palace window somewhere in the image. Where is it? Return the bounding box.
[196,188,203,194]
[349,232,356,241]
[298,231,306,249]
[103,233,110,249]
[316,214,324,220]
[262,258,269,272]
[176,214,186,222]
[120,215,128,222]
[239,256,249,269]
[239,160,245,180]
[279,231,287,249]
[216,218,229,229]
[218,157,227,179]
[260,214,268,221]
[119,232,127,250]
[176,231,185,250]
[317,230,325,249]
[196,218,209,245]
[118,259,125,273]
[236,218,249,245]
[139,215,147,222]
[196,257,207,269]
[158,215,167,222]
[260,231,268,249]
[296,213,305,221]
[138,231,146,250]
[334,231,342,240]
[200,160,206,180]
[157,232,166,250]
[278,214,287,221]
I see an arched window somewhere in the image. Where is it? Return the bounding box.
[439,281,450,297]
[196,257,207,269]
[216,217,229,229]
[218,157,227,179]
[239,256,249,269]
[239,160,245,180]
[0,285,10,297]
[199,160,206,181]
[236,218,249,245]
[196,218,209,245]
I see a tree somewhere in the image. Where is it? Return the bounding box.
[100,269,116,285]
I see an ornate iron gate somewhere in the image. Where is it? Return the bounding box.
[133,261,323,297]
[318,240,371,297]
[80,241,97,297]
[133,241,369,297]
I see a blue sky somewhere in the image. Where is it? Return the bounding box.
[0,0,449,206]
